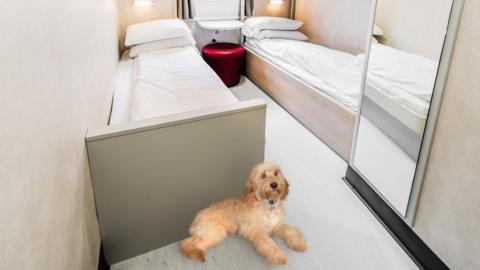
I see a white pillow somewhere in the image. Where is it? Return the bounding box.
[128,35,196,58]
[256,30,308,41]
[373,24,384,36]
[125,19,192,47]
[242,17,303,37]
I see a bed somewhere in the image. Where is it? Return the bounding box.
[245,38,434,160]
[245,38,358,160]
[86,19,267,264]
[110,46,240,123]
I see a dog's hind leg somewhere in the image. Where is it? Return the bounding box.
[273,224,307,252]
[181,237,206,262]
[181,222,228,262]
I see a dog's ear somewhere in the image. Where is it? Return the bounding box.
[280,178,290,200]
[243,180,257,204]
[243,165,259,204]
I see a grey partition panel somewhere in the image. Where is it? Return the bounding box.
[86,101,266,264]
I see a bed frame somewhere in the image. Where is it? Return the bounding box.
[245,49,356,160]
[86,99,266,264]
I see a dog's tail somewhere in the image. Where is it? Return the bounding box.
[181,237,205,262]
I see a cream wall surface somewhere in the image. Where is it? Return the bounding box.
[413,0,480,269]
[254,0,292,18]
[117,0,176,47]
[295,0,372,54]
[375,0,452,60]
[0,1,119,269]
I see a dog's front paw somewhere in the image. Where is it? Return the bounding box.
[287,237,307,252]
[267,250,287,265]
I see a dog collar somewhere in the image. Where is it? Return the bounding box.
[268,200,278,210]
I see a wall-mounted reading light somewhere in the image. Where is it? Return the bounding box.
[270,0,285,5]
[134,0,153,6]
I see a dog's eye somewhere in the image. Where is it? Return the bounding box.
[274,171,279,177]
[260,173,266,179]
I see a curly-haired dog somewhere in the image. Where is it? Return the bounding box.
[181,162,306,265]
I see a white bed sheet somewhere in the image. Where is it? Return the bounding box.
[245,39,361,110]
[246,39,435,118]
[111,46,238,123]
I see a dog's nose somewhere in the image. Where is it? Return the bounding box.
[270,182,278,189]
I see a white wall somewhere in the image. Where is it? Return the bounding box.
[295,0,372,54]
[413,0,480,269]
[0,0,119,269]
[375,0,452,60]
[117,0,176,47]
[254,0,292,18]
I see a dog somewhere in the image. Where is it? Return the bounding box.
[180,162,307,265]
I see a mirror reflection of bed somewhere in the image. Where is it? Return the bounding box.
[352,0,453,215]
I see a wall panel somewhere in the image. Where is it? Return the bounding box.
[254,0,292,18]
[413,1,480,269]
[375,0,452,60]
[295,0,371,54]
[117,0,176,46]
[0,0,119,269]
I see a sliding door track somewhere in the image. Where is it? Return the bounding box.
[344,166,449,270]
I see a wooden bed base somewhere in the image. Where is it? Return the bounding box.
[245,49,356,160]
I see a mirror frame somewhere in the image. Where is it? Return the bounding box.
[349,0,465,224]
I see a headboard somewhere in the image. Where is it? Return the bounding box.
[295,0,372,55]
[117,0,177,47]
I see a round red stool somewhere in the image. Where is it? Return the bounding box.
[202,43,246,87]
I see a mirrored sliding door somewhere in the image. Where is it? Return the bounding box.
[352,0,455,217]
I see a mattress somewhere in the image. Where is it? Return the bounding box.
[110,46,238,124]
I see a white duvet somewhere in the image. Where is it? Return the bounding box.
[246,39,437,117]
[129,46,238,121]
